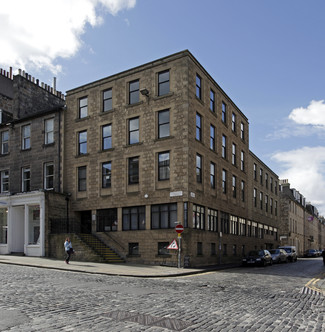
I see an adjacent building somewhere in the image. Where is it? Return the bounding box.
[0,68,66,257]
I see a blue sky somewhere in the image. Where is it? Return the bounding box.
[1,0,325,214]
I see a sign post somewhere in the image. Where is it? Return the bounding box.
[175,224,184,268]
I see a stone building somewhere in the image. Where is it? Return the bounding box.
[63,50,281,267]
[0,68,66,256]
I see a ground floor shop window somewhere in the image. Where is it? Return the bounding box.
[197,242,203,255]
[0,208,7,244]
[28,205,40,244]
[122,206,145,230]
[208,208,218,231]
[97,208,117,231]
[128,243,139,255]
[151,203,177,229]
[211,243,216,255]
[158,242,170,255]
[193,204,205,230]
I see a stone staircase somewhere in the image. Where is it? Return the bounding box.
[77,233,125,264]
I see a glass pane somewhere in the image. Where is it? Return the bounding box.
[103,99,112,112]
[129,118,139,131]
[159,81,169,96]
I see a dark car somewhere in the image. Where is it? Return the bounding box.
[269,249,288,263]
[278,246,298,262]
[242,250,273,267]
[304,249,319,257]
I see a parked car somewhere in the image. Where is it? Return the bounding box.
[269,249,288,263]
[242,250,273,267]
[278,246,298,262]
[304,249,319,257]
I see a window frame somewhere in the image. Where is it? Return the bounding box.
[102,124,112,150]
[44,162,54,190]
[78,130,87,155]
[102,161,111,188]
[222,135,227,159]
[22,166,31,192]
[1,130,9,154]
[129,79,139,105]
[78,166,87,192]
[128,156,139,185]
[79,96,88,119]
[222,102,227,124]
[22,124,31,150]
[123,206,146,230]
[0,170,9,193]
[210,125,215,151]
[196,113,202,141]
[210,89,215,112]
[158,109,170,139]
[151,203,177,229]
[158,70,170,96]
[210,162,215,189]
[196,153,202,183]
[222,169,227,194]
[196,74,201,99]
[103,88,112,112]
[44,118,54,145]
[128,117,139,145]
[158,151,170,181]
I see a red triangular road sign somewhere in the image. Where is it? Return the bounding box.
[167,239,178,250]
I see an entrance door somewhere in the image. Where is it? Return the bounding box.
[11,206,25,253]
[80,211,92,233]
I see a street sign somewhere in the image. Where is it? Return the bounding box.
[167,239,178,250]
[175,224,184,233]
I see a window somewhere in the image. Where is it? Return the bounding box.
[208,208,218,232]
[241,151,245,171]
[222,102,227,123]
[241,180,245,202]
[270,177,273,192]
[222,135,227,159]
[22,167,30,192]
[232,143,236,166]
[232,175,237,198]
[22,124,30,150]
[253,163,257,180]
[1,170,9,193]
[123,206,145,230]
[96,208,117,232]
[103,89,112,112]
[253,188,257,207]
[44,118,54,145]
[265,195,268,212]
[129,117,139,144]
[0,208,8,244]
[102,124,112,150]
[275,201,278,216]
[210,90,215,112]
[239,218,246,236]
[44,163,54,189]
[210,162,215,189]
[129,80,139,104]
[197,242,203,255]
[241,122,245,140]
[260,192,263,210]
[78,166,87,191]
[232,113,236,132]
[1,131,9,154]
[233,244,237,256]
[196,113,202,141]
[211,243,216,255]
[28,206,40,245]
[260,168,263,185]
[196,74,201,99]
[210,125,215,151]
[102,162,111,188]
[78,130,87,155]
[128,243,139,255]
[223,244,227,256]
[128,157,139,184]
[158,70,169,96]
[158,242,170,255]
[275,181,278,195]
[265,173,268,189]
[222,169,227,194]
[158,151,170,181]
[221,211,229,234]
[193,204,205,230]
[151,203,177,229]
[270,198,273,214]
[79,97,88,118]
[158,110,170,138]
[196,154,202,183]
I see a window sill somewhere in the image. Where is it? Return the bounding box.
[75,116,90,122]
[75,153,89,158]
[195,96,204,106]
[152,92,174,100]
[98,148,114,153]
[43,142,55,148]
[126,101,143,108]
[21,148,31,152]
[100,109,115,115]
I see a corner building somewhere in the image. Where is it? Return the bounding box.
[64,50,280,267]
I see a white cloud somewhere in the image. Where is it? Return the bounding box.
[289,100,325,127]
[0,0,136,73]
[272,146,325,215]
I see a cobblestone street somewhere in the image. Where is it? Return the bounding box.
[0,258,324,331]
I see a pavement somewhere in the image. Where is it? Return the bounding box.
[0,254,234,278]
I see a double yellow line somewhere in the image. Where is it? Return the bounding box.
[305,273,325,294]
